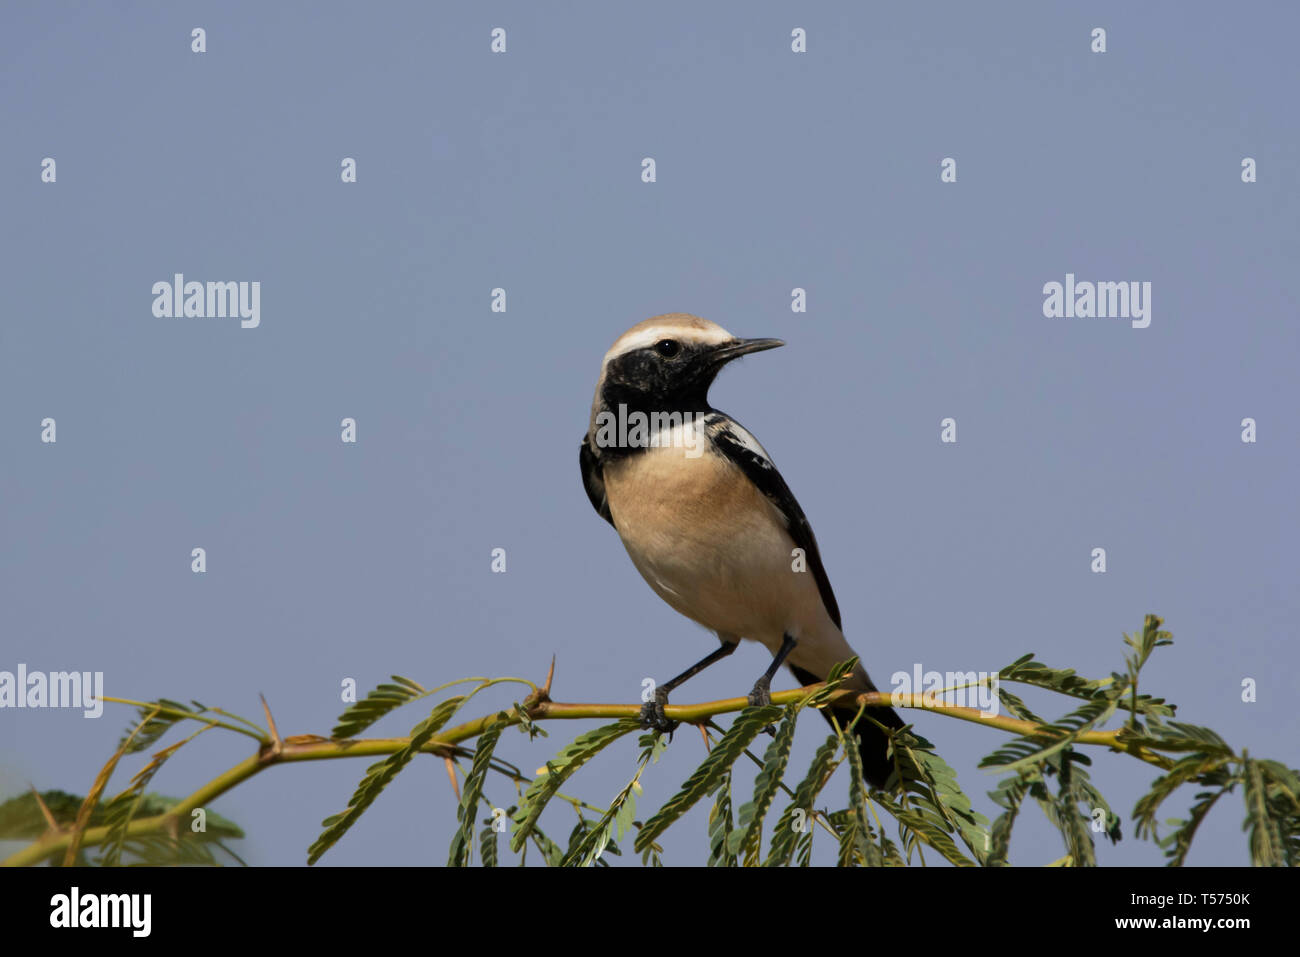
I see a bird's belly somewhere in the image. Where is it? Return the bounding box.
[602,447,818,649]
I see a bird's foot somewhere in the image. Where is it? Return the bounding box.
[748,679,777,734]
[639,687,678,733]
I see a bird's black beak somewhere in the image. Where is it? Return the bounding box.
[708,337,785,366]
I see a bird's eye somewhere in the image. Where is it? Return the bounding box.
[655,339,681,358]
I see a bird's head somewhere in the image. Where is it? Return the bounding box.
[592,313,783,417]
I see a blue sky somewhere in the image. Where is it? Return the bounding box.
[1,2,1297,866]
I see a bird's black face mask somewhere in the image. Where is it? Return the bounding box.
[601,337,783,414]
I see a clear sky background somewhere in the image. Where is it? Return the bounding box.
[2,2,1297,867]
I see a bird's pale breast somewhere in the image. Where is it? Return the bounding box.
[601,442,832,654]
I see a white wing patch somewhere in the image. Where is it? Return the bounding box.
[706,414,774,465]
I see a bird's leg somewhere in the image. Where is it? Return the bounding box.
[640,640,739,731]
[747,633,798,708]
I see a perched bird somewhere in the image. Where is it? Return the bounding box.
[579,313,906,788]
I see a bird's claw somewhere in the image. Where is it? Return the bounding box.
[748,680,777,734]
[639,687,678,733]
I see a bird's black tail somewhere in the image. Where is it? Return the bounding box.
[789,664,907,789]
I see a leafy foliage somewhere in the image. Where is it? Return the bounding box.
[561,733,665,866]
[7,613,1298,867]
[0,790,244,866]
[634,704,782,853]
[733,707,799,864]
[836,727,885,866]
[765,733,841,866]
[331,676,427,739]
[120,699,212,753]
[448,718,506,866]
[509,718,641,853]
[882,729,989,865]
[707,770,738,867]
[479,816,499,867]
[308,694,468,864]
[100,721,218,866]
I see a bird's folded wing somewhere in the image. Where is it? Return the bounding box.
[579,436,614,526]
[705,414,843,631]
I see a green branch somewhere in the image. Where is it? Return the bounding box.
[5,616,1295,867]
[0,681,1193,866]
